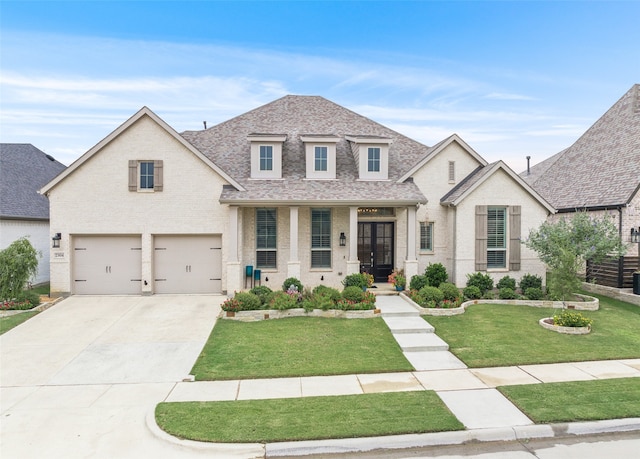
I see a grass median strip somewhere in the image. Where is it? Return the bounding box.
[191,317,413,380]
[427,295,640,367]
[0,311,39,335]
[498,377,640,423]
[156,391,464,443]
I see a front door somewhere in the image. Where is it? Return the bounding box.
[357,222,394,282]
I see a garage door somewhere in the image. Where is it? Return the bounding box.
[154,235,222,294]
[73,236,142,295]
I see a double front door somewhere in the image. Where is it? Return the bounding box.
[357,222,394,282]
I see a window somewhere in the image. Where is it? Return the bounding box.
[256,208,277,268]
[314,146,328,171]
[420,222,434,251]
[311,209,331,268]
[367,147,381,172]
[259,146,273,171]
[487,207,506,268]
[448,161,455,182]
[140,162,154,189]
[128,160,163,192]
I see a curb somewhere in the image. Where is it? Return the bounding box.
[146,407,640,457]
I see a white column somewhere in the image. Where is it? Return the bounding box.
[404,205,419,281]
[347,206,360,274]
[288,206,301,279]
[228,206,239,262]
[226,206,241,294]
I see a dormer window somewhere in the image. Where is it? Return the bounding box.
[248,134,286,179]
[301,135,339,179]
[346,135,392,180]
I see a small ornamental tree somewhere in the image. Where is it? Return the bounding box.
[0,237,40,300]
[525,212,626,300]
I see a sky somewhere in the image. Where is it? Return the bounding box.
[1,0,639,173]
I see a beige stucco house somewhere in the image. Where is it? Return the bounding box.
[41,96,553,296]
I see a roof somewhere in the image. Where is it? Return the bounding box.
[40,107,244,195]
[0,144,66,220]
[524,84,640,210]
[181,95,429,205]
[441,160,555,213]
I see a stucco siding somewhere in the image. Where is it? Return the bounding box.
[46,115,230,296]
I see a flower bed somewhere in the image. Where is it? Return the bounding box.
[222,308,381,321]
[539,317,591,335]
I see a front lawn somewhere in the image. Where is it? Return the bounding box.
[0,311,38,335]
[156,391,463,443]
[499,377,640,423]
[427,294,640,367]
[191,317,413,380]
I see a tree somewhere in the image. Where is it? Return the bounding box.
[0,237,40,300]
[525,212,626,300]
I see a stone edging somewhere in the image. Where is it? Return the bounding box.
[220,308,381,321]
[401,293,599,317]
[0,297,63,318]
[539,317,591,334]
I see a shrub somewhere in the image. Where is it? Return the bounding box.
[498,287,517,299]
[312,285,341,303]
[524,287,544,300]
[438,282,461,302]
[519,274,543,292]
[419,286,444,304]
[282,277,303,293]
[409,274,429,291]
[302,293,335,312]
[0,237,39,301]
[466,272,493,294]
[342,286,365,303]
[553,310,593,328]
[1,299,34,310]
[342,273,368,289]
[249,285,273,305]
[268,291,299,310]
[496,276,516,291]
[221,296,240,312]
[234,292,262,311]
[15,290,41,308]
[425,263,448,287]
[463,285,482,299]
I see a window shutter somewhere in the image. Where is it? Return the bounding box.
[475,205,487,271]
[153,160,163,191]
[128,160,137,191]
[509,206,521,271]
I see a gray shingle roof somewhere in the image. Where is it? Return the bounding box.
[181,95,429,204]
[524,84,640,210]
[0,144,66,220]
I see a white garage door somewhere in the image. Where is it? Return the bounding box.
[73,235,142,295]
[154,235,222,294]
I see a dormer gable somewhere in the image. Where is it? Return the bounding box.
[300,135,340,179]
[248,134,287,179]
[345,135,392,180]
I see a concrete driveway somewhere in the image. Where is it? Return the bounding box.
[0,295,262,459]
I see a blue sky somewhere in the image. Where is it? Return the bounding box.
[1,1,638,172]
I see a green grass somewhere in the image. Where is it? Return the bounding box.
[31,283,50,296]
[426,294,640,367]
[191,317,413,380]
[156,391,464,443]
[499,378,640,423]
[0,311,39,335]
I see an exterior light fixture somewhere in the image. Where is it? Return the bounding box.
[339,232,346,246]
[632,228,640,243]
[52,233,61,248]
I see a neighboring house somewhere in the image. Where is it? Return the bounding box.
[523,84,640,288]
[41,96,553,297]
[0,144,67,285]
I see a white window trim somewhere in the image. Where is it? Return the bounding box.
[420,221,434,252]
[249,134,286,179]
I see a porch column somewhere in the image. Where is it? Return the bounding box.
[288,206,301,279]
[347,206,360,274]
[404,205,419,281]
[226,205,242,294]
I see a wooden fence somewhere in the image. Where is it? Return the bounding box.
[586,256,640,289]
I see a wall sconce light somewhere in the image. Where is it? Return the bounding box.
[339,232,346,246]
[632,228,640,243]
[52,233,61,248]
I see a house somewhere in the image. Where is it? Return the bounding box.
[523,84,640,288]
[41,96,553,297]
[1,144,67,285]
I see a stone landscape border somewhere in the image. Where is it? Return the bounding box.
[401,293,599,317]
[538,317,591,335]
[220,308,381,321]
